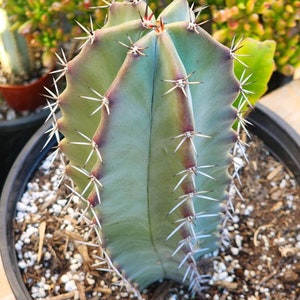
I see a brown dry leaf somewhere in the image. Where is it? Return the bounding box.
[251,160,258,171]
[76,243,94,264]
[271,200,283,211]
[214,280,239,291]
[54,229,85,242]
[37,221,46,263]
[94,286,112,295]
[48,291,77,300]
[64,231,86,242]
[253,224,273,247]
[279,246,300,257]
[267,165,282,180]
[75,280,87,300]
[40,196,58,211]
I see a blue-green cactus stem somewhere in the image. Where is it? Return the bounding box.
[56,0,240,294]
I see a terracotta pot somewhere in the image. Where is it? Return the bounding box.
[0,71,53,112]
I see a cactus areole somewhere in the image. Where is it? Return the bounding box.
[55,0,242,295]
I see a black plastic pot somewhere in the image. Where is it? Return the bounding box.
[0,105,299,299]
[0,118,56,300]
[267,71,293,94]
[0,108,49,192]
[248,102,300,183]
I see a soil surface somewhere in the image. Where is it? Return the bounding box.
[13,135,300,299]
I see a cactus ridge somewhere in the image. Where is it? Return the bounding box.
[43,0,258,296]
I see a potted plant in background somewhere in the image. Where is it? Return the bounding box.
[3,1,296,299]
[0,0,105,190]
[0,7,53,111]
[197,0,300,91]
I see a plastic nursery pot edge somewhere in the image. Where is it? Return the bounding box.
[248,102,300,184]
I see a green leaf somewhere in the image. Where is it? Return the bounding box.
[233,38,276,112]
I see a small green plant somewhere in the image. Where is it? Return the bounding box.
[1,0,105,82]
[46,0,274,296]
[199,0,300,76]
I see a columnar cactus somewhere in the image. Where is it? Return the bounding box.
[0,8,34,83]
[46,0,273,296]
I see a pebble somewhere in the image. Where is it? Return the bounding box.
[41,157,53,170]
[61,273,71,283]
[243,205,254,216]
[67,207,75,214]
[70,263,81,272]
[52,274,59,283]
[216,261,226,271]
[65,251,72,259]
[244,269,250,279]
[121,292,129,297]
[15,240,23,251]
[224,255,233,262]
[16,202,30,212]
[235,234,243,248]
[65,279,77,292]
[73,272,85,281]
[31,286,46,298]
[65,224,75,231]
[45,270,51,279]
[18,260,28,269]
[51,203,63,214]
[232,215,239,223]
[57,199,68,206]
[233,153,245,167]
[257,265,263,271]
[227,225,235,232]
[86,276,95,285]
[230,247,239,255]
[247,219,255,227]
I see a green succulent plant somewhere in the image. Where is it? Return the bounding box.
[45,0,274,296]
[1,0,106,80]
[199,0,300,76]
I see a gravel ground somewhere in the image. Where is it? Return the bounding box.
[13,135,300,300]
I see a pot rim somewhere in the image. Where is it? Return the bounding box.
[0,108,49,131]
[0,69,53,90]
[248,102,300,184]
